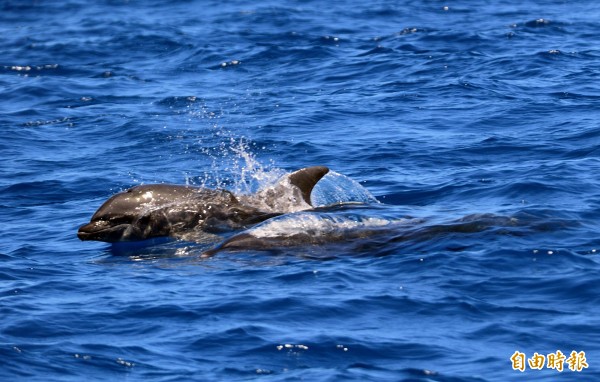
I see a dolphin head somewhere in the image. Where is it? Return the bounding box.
[77,185,180,242]
[77,183,274,242]
[78,167,331,243]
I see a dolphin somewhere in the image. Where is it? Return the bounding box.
[200,209,407,257]
[200,212,523,257]
[77,166,329,243]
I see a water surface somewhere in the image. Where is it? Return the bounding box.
[1,1,600,381]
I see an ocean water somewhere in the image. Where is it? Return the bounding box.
[1,0,600,381]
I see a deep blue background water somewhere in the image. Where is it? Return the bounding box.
[2,1,600,381]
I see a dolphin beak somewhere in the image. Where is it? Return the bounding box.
[77,221,105,241]
[77,220,134,242]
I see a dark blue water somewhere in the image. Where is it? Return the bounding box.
[2,1,600,380]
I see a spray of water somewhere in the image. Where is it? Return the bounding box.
[229,139,284,194]
[166,98,285,193]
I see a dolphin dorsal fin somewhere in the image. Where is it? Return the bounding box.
[287,166,329,206]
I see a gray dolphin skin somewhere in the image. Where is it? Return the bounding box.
[77,166,329,243]
[201,212,521,257]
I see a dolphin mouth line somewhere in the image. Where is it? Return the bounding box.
[77,222,132,242]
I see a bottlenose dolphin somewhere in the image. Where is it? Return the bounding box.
[201,212,522,257]
[77,166,329,243]
[201,209,402,257]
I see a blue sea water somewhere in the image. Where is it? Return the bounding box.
[1,0,600,380]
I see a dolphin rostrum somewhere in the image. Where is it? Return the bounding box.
[77,166,329,243]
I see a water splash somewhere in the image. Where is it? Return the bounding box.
[229,139,284,194]
[176,100,283,192]
[197,136,284,195]
[311,171,379,206]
